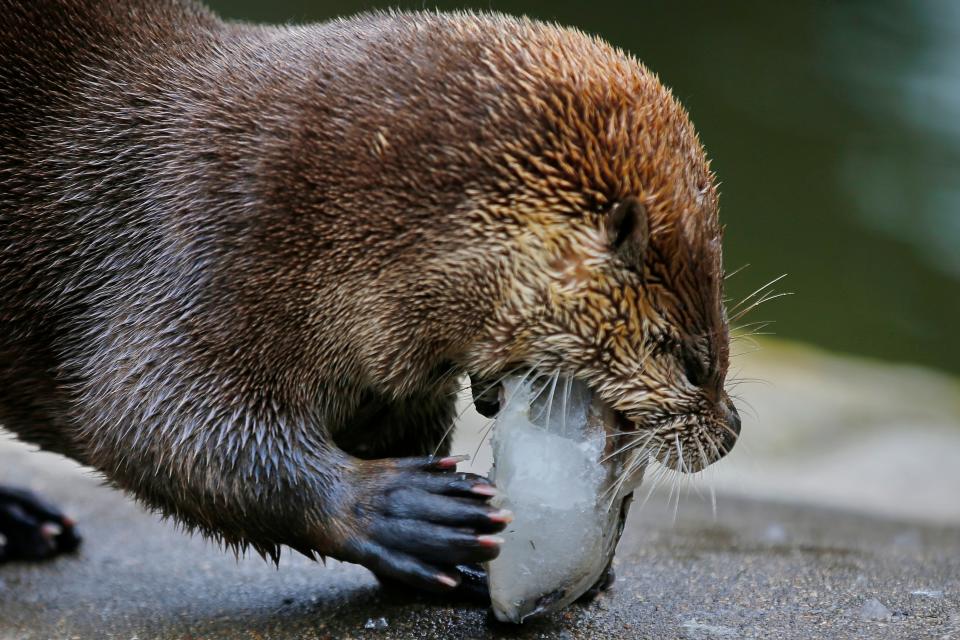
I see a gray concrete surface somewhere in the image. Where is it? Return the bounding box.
[3,343,960,639]
[1,438,958,640]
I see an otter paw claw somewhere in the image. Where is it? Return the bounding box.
[348,456,509,592]
[0,485,82,563]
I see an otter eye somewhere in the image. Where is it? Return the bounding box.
[606,197,649,267]
[682,351,708,387]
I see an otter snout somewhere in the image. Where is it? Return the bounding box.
[719,398,741,457]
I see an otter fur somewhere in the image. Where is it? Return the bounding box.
[0,0,739,588]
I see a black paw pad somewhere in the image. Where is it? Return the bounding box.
[0,486,82,563]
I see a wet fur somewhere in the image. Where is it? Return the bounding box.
[0,1,733,565]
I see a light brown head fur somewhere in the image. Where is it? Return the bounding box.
[414,16,739,473]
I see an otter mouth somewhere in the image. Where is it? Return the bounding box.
[640,413,739,474]
[470,370,736,475]
[470,372,504,419]
[470,369,635,430]
[469,368,638,443]
[611,408,637,434]
[470,367,650,468]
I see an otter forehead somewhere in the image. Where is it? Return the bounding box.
[441,15,723,288]
[465,15,725,366]
[466,15,713,207]
[359,12,713,205]
[467,17,725,343]
[349,11,725,354]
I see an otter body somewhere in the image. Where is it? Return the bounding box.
[0,0,739,591]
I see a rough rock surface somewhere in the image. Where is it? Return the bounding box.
[1,435,958,640]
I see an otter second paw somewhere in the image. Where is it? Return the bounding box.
[0,485,82,563]
[342,456,510,592]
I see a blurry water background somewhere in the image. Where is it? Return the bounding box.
[197,0,960,523]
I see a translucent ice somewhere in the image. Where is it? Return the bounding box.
[859,598,893,622]
[363,617,389,630]
[485,375,644,623]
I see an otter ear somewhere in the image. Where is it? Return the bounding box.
[606,197,649,267]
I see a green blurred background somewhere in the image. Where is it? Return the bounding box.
[209,0,960,376]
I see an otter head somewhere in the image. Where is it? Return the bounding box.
[460,23,739,473]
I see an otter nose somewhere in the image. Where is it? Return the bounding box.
[720,399,741,455]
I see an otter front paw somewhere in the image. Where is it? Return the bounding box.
[0,485,82,563]
[343,456,510,592]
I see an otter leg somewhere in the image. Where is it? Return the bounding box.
[0,485,81,563]
[335,386,501,596]
[334,455,508,592]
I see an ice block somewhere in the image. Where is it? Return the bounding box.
[485,374,645,623]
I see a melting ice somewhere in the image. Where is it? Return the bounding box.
[485,375,644,623]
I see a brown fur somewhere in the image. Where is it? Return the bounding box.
[0,1,735,566]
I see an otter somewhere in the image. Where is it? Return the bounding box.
[0,0,740,595]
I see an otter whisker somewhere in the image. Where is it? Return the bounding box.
[435,398,470,457]
[693,436,710,473]
[529,374,554,406]
[724,376,770,389]
[543,371,561,430]
[689,435,716,517]
[660,446,673,471]
[674,434,690,475]
[634,456,667,513]
[448,363,527,396]
[603,450,650,509]
[715,420,741,444]
[731,319,775,333]
[728,273,787,314]
[604,446,646,509]
[672,435,692,523]
[464,360,551,458]
[731,320,776,338]
[724,263,751,280]
[500,359,547,408]
[529,370,561,427]
[733,330,776,340]
[729,346,764,359]
[636,468,671,515]
[666,468,681,525]
[726,392,759,420]
[602,428,644,439]
[601,429,658,465]
[601,439,640,465]
[704,432,723,461]
[709,476,718,519]
[731,290,792,323]
[714,435,734,457]
[639,442,671,502]
[429,360,470,394]
[730,335,762,350]
[434,391,469,456]
[471,417,495,461]
[679,471,694,524]
[617,446,651,507]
